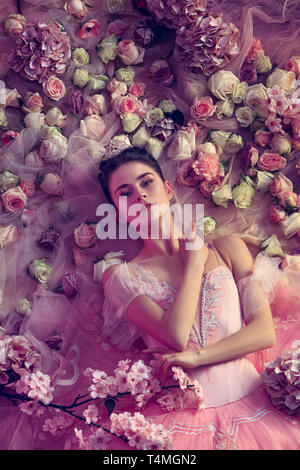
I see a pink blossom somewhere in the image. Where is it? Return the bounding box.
[43,414,74,435]
[87,428,112,450]
[16,371,54,404]
[78,19,101,39]
[113,94,139,115]
[19,401,45,416]
[172,366,189,390]
[265,114,284,134]
[266,86,289,115]
[83,404,99,425]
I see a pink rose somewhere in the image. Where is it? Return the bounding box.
[254,128,271,147]
[245,38,264,63]
[19,180,36,198]
[40,173,64,196]
[74,223,97,248]
[0,224,18,249]
[269,205,287,223]
[80,115,106,139]
[238,142,259,171]
[199,179,218,198]
[83,94,106,116]
[117,39,145,65]
[4,14,26,37]
[113,95,138,115]
[78,19,101,39]
[286,56,300,78]
[1,130,18,146]
[291,137,300,150]
[24,150,45,168]
[191,97,216,121]
[42,76,66,102]
[291,118,300,139]
[129,82,146,98]
[269,173,293,196]
[107,78,127,99]
[2,186,27,213]
[257,152,287,171]
[64,0,87,18]
[22,92,43,113]
[277,190,300,209]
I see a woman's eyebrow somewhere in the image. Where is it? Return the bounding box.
[114,172,154,194]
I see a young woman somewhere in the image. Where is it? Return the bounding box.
[98,147,300,450]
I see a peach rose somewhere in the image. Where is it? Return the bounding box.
[245,38,264,63]
[5,88,22,108]
[64,0,87,18]
[269,205,288,224]
[22,92,43,113]
[113,94,138,115]
[286,56,300,78]
[269,173,293,196]
[277,191,300,210]
[40,173,64,195]
[2,186,27,213]
[83,94,106,116]
[42,76,66,102]
[257,152,287,171]
[0,224,18,249]
[24,150,45,168]
[74,222,97,248]
[80,115,106,139]
[191,96,216,121]
[129,82,146,98]
[107,78,127,99]
[117,39,145,65]
[19,180,36,198]
[254,128,271,147]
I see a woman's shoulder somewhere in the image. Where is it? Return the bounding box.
[101,262,124,289]
[212,236,254,282]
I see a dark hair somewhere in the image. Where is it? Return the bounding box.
[98,147,166,206]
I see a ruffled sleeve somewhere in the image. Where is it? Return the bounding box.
[100,263,146,350]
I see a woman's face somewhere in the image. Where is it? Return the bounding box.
[108,161,174,225]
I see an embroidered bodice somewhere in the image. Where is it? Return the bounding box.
[102,262,262,407]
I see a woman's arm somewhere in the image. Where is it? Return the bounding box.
[143,236,276,376]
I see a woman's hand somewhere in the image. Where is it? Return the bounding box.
[143,347,202,383]
[178,221,209,270]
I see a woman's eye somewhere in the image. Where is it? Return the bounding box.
[143,179,153,186]
[120,191,131,197]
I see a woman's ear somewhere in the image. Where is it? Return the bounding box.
[165,180,174,200]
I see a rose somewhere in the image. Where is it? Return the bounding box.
[239,63,257,85]
[40,173,64,196]
[254,170,274,192]
[2,186,27,213]
[40,133,68,163]
[4,14,26,37]
[129,82,146,98]
[0,224,18,249]
[269,205,288,224]
[243,84,268,112]
[16,298,31,315]
[232,81,248,104]
[199,180,218,198]
[43,76,66,101]
[45,108,67,128]
[270,134,291,155]
[208,70,240,100]
[72,69,89,88]
[113,95,138,115]
[72,48,90,66]
[19,180,35,198]
[254,53,272,74]
[131,125,150,148]
[22,92,43,113]
[197,142,218,155]
[24,151,45,168]
[266,68,296,94]
[64,0,87,18]
[1,130,18,145]
[115,67,135,86]
[106,19,127,37]
[117,40,145,66]
[29,258,52,284]
[212,184,233,208]
[254,127,271,147]
[144,107,164,127]
[235,106,255,127]
[203,216,217,237]
[0,108,7,128]
[38,228,60,250]
[260,234,284,257]
[97,35,118,63]
[209,130,231,150]
[78,19,101,39]
[245,38,264,63]
[107,78,127,99]
[269,172,293,196]
[257,152,287,171]
[277,191,299,210]
[69,90,84,114]
[167,129,195,160]
[286,56,300,78]
[5,89,22,108]
[148,59,174,86]
[158,100,176,114]
[232,180,255,209]
[223,134,244,154]
[93,250,125,281]
[121,113,142,133]
[88,74,109,92]
[215,99,234,119]
[280,212,300,238]
[0,170,19,193]
[238,142,259,171]
[84,95,106,116]
[191,96,216,121]
[291,118,300,139]
[62,272,79,297]
[104,0,125,14]
[80,115,106,139]
[74,223,97,248]
[145,138,164,159]
[24,112,45,128]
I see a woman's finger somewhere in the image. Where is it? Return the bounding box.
[142,347,171,355]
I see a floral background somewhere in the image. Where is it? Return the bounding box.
[0,0,299,451]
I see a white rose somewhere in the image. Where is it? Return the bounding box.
[29,258,53,284]
[215,99,235,119]
[88,74,109,91]
[254,53,272,74]
[0,170,19,193]
[120,113,142,133]
[45,108,67,128]
[97,34,118,63]
[232,81,248,104]
[197,142,218,155]
[212,184,233,208]
[209,130,231,149]
[235,106,255,127]
[93,250,125,282]
[158,99,176,113]
[260,234,284,257]
[208,70,240,100]
[72,68,90,88]
[270,134,291,155]
[167,129,196,160]
[266,68,296,94]
[254,170,274,192]
[131,125,151,148]
[203,216,217,236]
[223,133,244,154]
[144,107,164,127]
[24,112,45,128]
[280,212,300,238]
[40,132,68,163]
[145,137,164,159]
[243,83,268,112]
[16,298,32,315]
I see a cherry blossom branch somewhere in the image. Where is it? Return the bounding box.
[16,0,22,15]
